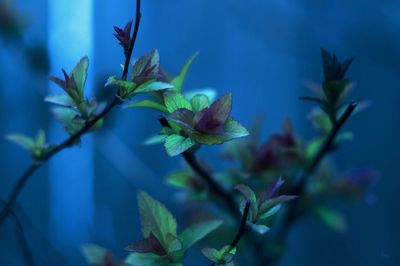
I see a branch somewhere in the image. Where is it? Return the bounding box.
[229,201,250,248]
[264,101,358,265]
[0,0,142,226]
[293,101,358,194]
[210,201,250,266]
[0,201,35,266]
[158,117,240,219]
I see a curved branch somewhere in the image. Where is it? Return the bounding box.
[0,0,142,226]
[158,117,240,219]
[264,101,358,265]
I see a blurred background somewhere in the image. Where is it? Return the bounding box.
[0,0,399,265]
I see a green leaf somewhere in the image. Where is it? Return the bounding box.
[336,132,354,142]
[138,191,177,249]
[45,94,76,107]
[299,96,327,106]
[166,234,183,253]
[315,206,347,232]
[125,252,160,266]
[164,134,196,157]
[171,52,198,92]
[189,119,249,145]
[125,99,169,113]
[179,220,223,251]
[105,76,137,99]
[72,56,89,98]
[235,184,257,218]
[308,108,333,133]
[81,244,111,265]
[185,88,217,103]
[164,92,192,113]
[306,138,324,159]
[190,94,210,112]
[35,130,46,147]
[166,170,192,189]
[235,184,256,206]
[51,106,83,135]
[105,76,136,90]
[247,222,270,235]
[201,248,220,263]
[142,134,167,146]
[6,134,35,151]
[222,119,249,139]
[258,204,281,220]
[134,81,174,94]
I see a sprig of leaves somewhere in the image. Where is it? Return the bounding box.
[301,48,354,123]
[235,177,297,234]
[6,130,53,160]
[47,57,105,136]
[106,49,173,101]
[124,191,222,266]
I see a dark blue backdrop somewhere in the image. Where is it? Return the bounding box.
[1,0,399,265]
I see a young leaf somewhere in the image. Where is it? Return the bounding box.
[113,20,132,57]
[138,191,177,248]
[201,248,220,263]
[134,80,174,94]
[179,220,223,251]
[124,252,160,266]
[142,134,167,146]
[6,134,35,151]
[132,49,164,85]
[44,94,76,107]
[125,99,169,113]
[190,94,210,113]
[247,222,270,235]
[81,244,116,266]
[171,52,198,92]
[185,88,217,103]
[221,119,249,139]
[164,91,192,113]
[72,56,89,98]
[235,184,257,206]
[126,232,167,256]
[315,205,347,232]
[164,134,196,157]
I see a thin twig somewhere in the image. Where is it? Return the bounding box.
[0,0,142,226]
[210,201,250,266]
[229,201,250,249]
[264,101,358,265]
[293,101,358,194]
[0,201,35,266]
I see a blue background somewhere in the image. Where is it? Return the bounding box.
[0,0,399,265]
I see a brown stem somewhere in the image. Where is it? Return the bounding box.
[0,0,142,226]
[264,101,358,265]
[230,201,250,248]
[158,117,240,220]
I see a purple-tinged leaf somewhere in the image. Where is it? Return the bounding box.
[259,195,298,214]
[125,232,167,256]
[209,93,232,122]
[194,108,225,134]
[253,125,297,171]
[247,222,270,235]
[259,177,285,202]
[113,20,132,57]
[133,50,165,85]
[193,93,232,134]
[321,48,353,82]
[235,184,257,205]
[169,108,195,131]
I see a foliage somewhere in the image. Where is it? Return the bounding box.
[2,3,378,266]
